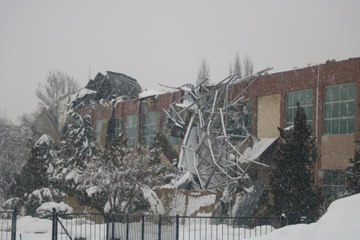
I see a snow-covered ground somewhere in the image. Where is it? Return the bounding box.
[1,193,359,240]
[253,193,360,240]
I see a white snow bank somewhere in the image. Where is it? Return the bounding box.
[17,216,52,233]
[253,193,360,240]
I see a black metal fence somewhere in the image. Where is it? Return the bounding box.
[0,210,16,240]
[52,211,281,240]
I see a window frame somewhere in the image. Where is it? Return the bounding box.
[286,89,313,127]
[323,83,355,135]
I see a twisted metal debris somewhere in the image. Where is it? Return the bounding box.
[164,68,273,191]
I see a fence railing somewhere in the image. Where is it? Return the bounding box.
[52,210,282,240]
[0,210,17,240]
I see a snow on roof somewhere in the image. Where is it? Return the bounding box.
[138,89,163,99]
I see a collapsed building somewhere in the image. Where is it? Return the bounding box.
[34,57,360,209]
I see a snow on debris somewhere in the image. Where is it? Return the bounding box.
[140,185,165,214]
[239,138,277,163]
[160,171,195,189]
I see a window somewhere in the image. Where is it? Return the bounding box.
[113,118,121,138]
[126,115,137,148]
[286,89,313,127]
[95,120,103,140]
[323,170,347,200]
[324,83,355,135]
[141,112,158,147]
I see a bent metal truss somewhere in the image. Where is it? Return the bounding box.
[164,68,274,191]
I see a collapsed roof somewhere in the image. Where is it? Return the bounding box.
[72,71,142,109]
[164,68,276,191]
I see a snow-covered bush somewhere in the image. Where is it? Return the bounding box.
[24,187,65,216]
[36,201,73,218]
[2,197,26,215]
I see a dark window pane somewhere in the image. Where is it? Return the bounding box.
[332,170,338,184]
[338,171,346,185]
[287,93,294,107]
[339,102,347,117]
[324,171,332,184]
[306,91,313,104]
[325,87,332,102]
[332,120,339,134]
[306,106,313,121]
[332,103,340,118]
[348,101,355,117]
[332,86,339,101]
[324,120,331,134]
[348,84,355,100]
[348,118,355,133]
[339,119,347,134]
[300,91,306,104]
[339,85,347,101]
[324,104,331,118]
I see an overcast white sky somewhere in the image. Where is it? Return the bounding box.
[1,0,359,120]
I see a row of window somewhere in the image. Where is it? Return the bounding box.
[286,82,356,135]
[94,83,355,147]
[95,110,182,148]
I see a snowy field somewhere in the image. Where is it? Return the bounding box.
[1,193,360,240]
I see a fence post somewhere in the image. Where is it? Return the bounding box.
[111,213,115,240]
[52,208,58,240]
[141,215,145,240]
[126,214,129,240]
[175,215,179,240]
[11,209,17,240]
[158,214,162,240]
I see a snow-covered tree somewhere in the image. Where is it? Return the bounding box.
[54,110,96,189]
[15,135,56,197]
[79,134,151,213]
[347,149,360,194]
[271,104,320,224]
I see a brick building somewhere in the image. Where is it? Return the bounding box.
[78,57,360,199]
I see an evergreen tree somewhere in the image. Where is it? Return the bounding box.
[347,149,360,194]
[271,104,320,224]
[16,135,56,196]
[54,111,96,181]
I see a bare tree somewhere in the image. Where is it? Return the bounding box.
[36,71,80,108]
[196,59,210,85]
[232,53,254,78]
[243,55,254,77]
[0,113,32,202]
[233,53,242,78]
